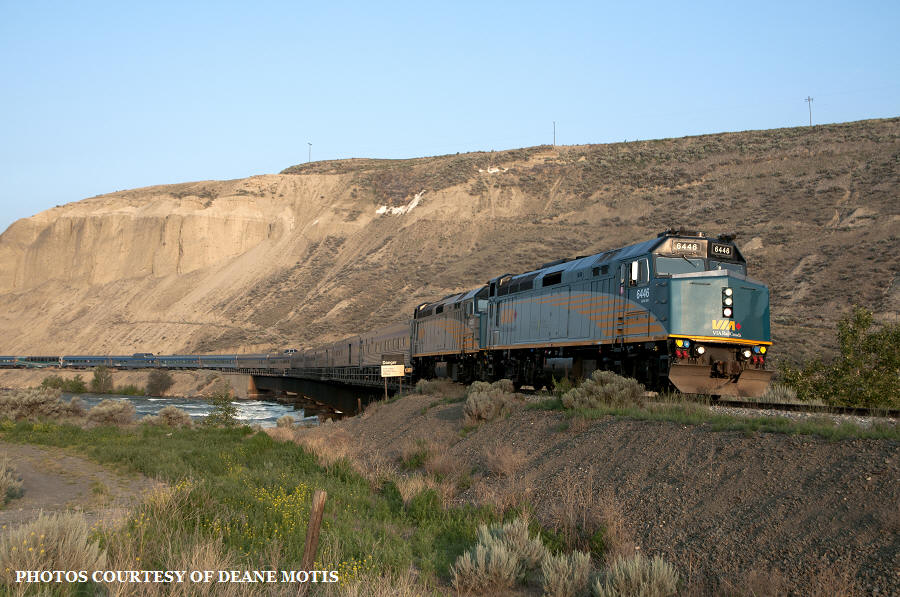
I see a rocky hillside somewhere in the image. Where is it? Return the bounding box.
[0,118,897,361]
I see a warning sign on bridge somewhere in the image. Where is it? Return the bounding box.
[381,353,405,377]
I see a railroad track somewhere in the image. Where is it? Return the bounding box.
[712,399,900,419]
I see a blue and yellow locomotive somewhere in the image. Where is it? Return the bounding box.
[410,230,772,396]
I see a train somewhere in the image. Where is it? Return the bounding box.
[0,230,773,397]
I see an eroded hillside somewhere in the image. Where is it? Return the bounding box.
[0,118,897,361]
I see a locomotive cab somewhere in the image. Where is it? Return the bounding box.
[650,232,773,397]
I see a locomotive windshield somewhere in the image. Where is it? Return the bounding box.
[709,260,746,275]
[654,256,747,276]
[655,256,704,276]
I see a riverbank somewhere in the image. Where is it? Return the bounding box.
[0,368,252,399]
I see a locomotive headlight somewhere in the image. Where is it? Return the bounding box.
[724,297,733,306]
[723,307,733,317]
[695,345,706,355]
[724,288,733,297]
[741,349,752,359]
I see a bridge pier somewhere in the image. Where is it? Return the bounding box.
[250,375,381,416]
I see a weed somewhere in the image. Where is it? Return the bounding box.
[0,388,83,421]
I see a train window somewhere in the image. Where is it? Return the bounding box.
[655,256,705,276]
[710,260,746,275]
[436,305,444,314]
[629,259,650,286]
[542,272,562,287]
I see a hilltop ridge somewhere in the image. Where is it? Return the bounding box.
[0,118,897,361]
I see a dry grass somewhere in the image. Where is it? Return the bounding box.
[483,441,526,477]
[423,450,457,479]
[394,473,456,506]
[0,512,107,590]
[318,568,424,597]
[475,472,535,514]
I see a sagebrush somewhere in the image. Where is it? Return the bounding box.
[464,379,518,423]
[0,388,84,421]
[592,553,679,597]
[561,370,645,409]
[87,399,136,425]
[0,455,24,506]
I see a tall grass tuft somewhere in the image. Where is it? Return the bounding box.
[592,553,679,597]
[562,370,645,409]
[0,512,107,589]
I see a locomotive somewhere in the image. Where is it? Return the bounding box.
[407,229,772,397]
[1,230,773,397]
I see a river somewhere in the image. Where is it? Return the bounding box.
[63,393,315,427]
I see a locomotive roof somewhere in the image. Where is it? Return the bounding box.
[416,231,738,312]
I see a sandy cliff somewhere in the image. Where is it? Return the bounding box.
[0,118,897,361]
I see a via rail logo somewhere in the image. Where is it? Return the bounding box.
[711,319,742,337]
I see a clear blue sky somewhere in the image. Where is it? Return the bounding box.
[1,0,898,233]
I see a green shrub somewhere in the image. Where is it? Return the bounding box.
[0,455,24,506]
[561,370,645,409]
[204,379,237,427]
[146,370,175,396]
[0,388,83,421]
[41,374,88,393]
[276,414,295,429]
[0,512,107,589]
[592,554,679,597]
[780,306,900,408]
[87,399,136,425]
[477,518,547,569]
[114,384,145,396]
[542,550,592,597]
[90,366,114,394]
[464,379,517,423]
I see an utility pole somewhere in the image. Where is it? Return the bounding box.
[308,142,312,163]
[805,97,813,126]
[553,121,556,146]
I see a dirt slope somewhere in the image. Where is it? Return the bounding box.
[0,118,897,362]
[294,392,900,595]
